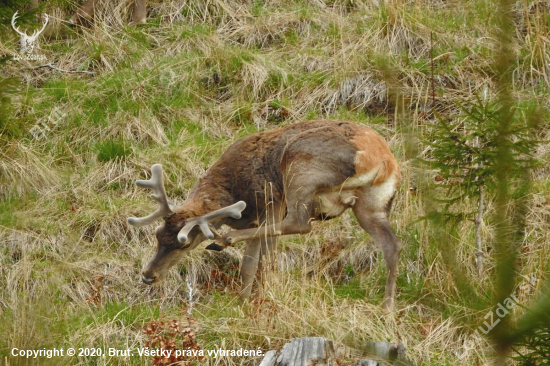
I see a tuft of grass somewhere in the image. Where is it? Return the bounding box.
[95,139,132,162]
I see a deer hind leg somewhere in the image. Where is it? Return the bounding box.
[222,197,313,245]
[352,188,402,311]
[222,177,316,245]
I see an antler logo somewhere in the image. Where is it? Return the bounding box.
[11,11,49,56]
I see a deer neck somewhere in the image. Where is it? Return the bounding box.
[174,179,234,219]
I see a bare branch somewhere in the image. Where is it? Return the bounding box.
[29,63,96,75]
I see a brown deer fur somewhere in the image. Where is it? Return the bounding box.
[132,120,403,310]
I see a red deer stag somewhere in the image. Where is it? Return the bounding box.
[128,120,402,310]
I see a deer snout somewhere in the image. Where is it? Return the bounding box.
[141,271,158,285]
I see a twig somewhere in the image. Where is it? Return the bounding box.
[475,185,484,276]
[29,63,96,75]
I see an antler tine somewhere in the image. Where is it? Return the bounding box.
[127,164,174,227]
[33,14,49,38]
[177,201,246,244]
[11,11,27,37]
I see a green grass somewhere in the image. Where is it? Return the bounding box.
[85,301,161,327]
[0,0,549,365]
[95,139,132,162]
[333,279,367,300]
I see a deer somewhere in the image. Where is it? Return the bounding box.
[127,120,403,310]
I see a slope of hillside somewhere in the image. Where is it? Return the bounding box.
[1,1,549,365]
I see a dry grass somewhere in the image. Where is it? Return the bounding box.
[0,0,549,365]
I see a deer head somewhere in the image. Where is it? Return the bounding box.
[11,11,49,55]
[128,164,246,284]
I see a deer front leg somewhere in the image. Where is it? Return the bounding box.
[257,236,278,281]
[240,238,261,300]
[239,237,278,300]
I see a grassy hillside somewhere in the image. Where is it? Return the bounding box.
[1,0,549,365]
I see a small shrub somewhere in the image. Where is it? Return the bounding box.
[514,323,550,365]
[427,95,539,212]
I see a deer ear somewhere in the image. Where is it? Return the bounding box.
[205,243,224,251]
